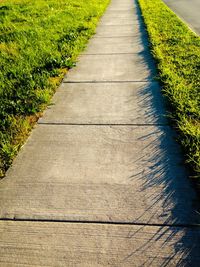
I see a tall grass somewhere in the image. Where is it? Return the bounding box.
[0,0,110,177]
[138,0,200,178]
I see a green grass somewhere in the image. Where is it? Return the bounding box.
[138,0,200,178]
[0,0,110,177]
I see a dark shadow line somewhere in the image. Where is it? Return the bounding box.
[0,217,199,228]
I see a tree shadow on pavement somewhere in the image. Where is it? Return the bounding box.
[122,0,200,265]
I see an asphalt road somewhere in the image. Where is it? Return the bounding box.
[163,0,200,34]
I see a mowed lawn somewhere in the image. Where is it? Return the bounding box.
[0,0,110,176]
[139,0,200,178]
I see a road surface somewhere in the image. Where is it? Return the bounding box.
[163,0,200,34]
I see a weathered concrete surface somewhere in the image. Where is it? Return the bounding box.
[163,0,200,34]
[105,8,135,15]
[95,24,139,37]
[64,6,155,82]
[100,15,137,25]
[0,0,200,265]
[39,82,166,124]
[0,125,198,224]
[64,54,155,82]
[83,36,147,54]
[1,221,200,267]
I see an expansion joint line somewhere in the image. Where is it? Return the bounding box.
[38,123,169,126]
[81,52,148,55]
[63,80,157,84]
[0,218,199,229]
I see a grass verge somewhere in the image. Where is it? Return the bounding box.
[138,0,200,178]
[0,0,110,177]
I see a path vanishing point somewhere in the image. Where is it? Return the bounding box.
[0,0,200,266]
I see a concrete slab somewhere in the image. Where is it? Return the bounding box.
[64,54,155,82]
[39,82,167,124]
[82,36,148,54]
[0,222,200,267]
[105,9,135,16]
[107,0,134,10]
[100,15,138,25]
[108,3,134,8]
[101,13,135,24]
[95,24,139,37]
[1,0,199,265]
[0,125,198,224]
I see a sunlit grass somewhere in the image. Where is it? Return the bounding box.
[0,0,110,177]
[138,0,200,177]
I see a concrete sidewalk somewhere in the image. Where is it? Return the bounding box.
[0,0,200,266]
